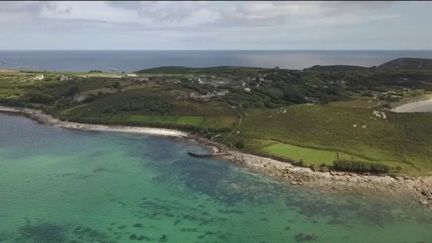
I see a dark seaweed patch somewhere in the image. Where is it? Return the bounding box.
[19,223,66,243]
[294,233,318,242]
[181,228,198,232]
[199,218,214,226]
[137,235,150,241]
[159,234,168,242]
[173,219,181,225]
[137,197,225,228]
[71,226,110,242]
[285,193,398,227]
[157,158,283,205]
[93,166,119,174]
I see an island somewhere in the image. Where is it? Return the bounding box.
[1,57,432,207]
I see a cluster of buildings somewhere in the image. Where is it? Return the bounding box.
[192,73,268,92]
[33,74,72,82]
[189,90,230,100]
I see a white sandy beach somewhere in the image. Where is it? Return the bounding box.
[0,106,188,137]
[392,98,432,113]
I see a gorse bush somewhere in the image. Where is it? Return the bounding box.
[235,140,245,149]
[25,93,55,105]
[332,159,390,173]
[0,98,25,107]
[66,87,80,97]
[117,96,174,114]
[99,95,174,115]
[369,163,392,173]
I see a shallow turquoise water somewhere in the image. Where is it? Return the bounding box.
[1,113,432,243]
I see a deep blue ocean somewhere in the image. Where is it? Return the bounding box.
[1,50,432,72]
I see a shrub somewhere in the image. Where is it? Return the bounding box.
[292,159,305,167]
[25,93,55,105]
[0,98,25,107]
[235,140,245,149]
[102,106,113,114]
[112,82,121,89]
[332,159,389,173]
[369,163,390,173]
[116,96,174,114]
[66,87,79,97]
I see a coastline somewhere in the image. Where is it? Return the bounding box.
[391,93,432,108]
[0,106,188,138]
[1,105,432,208]
[189,136,432,208]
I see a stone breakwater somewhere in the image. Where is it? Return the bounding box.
[2,105,432,209]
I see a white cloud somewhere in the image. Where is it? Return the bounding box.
[0,1,430,50]
[26,1,397,28]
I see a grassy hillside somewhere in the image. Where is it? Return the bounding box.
[305,65,370,72]
[379,58,432,70]
[236,104,432,174]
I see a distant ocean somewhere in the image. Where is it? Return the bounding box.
[1,50,432,72]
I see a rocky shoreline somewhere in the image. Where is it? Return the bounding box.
[188,136,432,209]
[1,105,432,209]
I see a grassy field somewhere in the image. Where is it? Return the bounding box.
[238,104,432,174]
[260,141,368,165]
[0,70,38,99]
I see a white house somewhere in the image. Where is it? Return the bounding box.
[34,74,44,81]
[60,75,70,81]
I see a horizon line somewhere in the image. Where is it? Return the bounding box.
[1,49,432,52]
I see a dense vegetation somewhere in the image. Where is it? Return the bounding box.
[1,58,432,175]
[332,160,391,174]
[100,95,174,114]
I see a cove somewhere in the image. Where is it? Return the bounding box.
[392,99,432,113]
[0,113,432,243]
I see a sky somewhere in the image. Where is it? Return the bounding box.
[0,1,431,50]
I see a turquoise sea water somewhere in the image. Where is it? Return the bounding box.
[1,113,432,243]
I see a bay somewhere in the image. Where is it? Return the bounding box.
[0,113,432,242]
